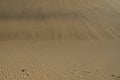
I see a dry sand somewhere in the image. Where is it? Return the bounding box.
[0,0,120,80]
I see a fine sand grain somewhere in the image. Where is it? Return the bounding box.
[0,0,120,80]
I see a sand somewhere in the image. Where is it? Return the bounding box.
[0,0,120,80]
[0,40,120,80]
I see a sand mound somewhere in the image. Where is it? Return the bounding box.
[0,0,120,41]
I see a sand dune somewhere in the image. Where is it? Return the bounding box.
[0,0,120,41]
[0,18,120,41]
[0,0,120,80]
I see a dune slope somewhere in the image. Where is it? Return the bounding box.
[0,0,120,80]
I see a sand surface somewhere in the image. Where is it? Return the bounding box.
[0,0,120,80]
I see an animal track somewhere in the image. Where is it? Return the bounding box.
[111,74,120,79]
[21,69,30,77]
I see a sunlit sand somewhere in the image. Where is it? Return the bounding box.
[0,0,120,80]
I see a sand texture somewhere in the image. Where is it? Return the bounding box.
[0,0,120,80]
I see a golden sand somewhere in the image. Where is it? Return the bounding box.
[0,0,120,80]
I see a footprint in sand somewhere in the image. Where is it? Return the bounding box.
[21,69,30,77]
[111,74,120,80]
